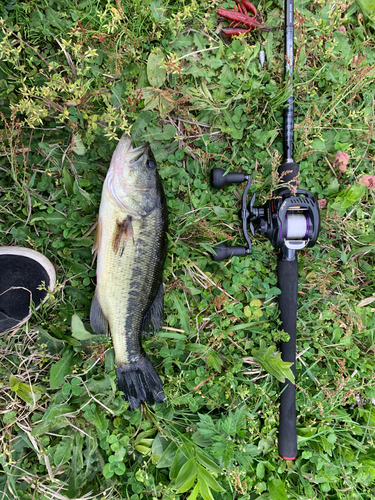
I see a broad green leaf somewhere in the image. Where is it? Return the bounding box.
[175,458,197,493]
[187,482,200,500]
[144,123,177,141]
[213,206,229,217]
[54,438,74,466]
[311,138,326,150]
[196,413,218,439]
[224,321,262,332]
[30,212,66,225]
[323,177,340,196]
[85,375,112,394]
[265,32,273,65]
[149,0,167,22]
[9,375,44,408]
[103,463,114,479]
[36,327,65,354]
[170,445,194,479]
[358,0,375,10]
[62,167,74,195]
[211,440,235,468]
[186,343,205,353]
[172,292,191,335]
[331,184,366,215]
[72,133,86,155]
[50,349,74,389]
[71,237,94,247]
[114,462,126,475]
[159,92,174,118]
[252,340,295,384]
[195,450,222,474]
[197,464,224,492]
[71,314,97,340]
[357,0,375,16]
[134,429,157,445]
[256,462,265,479]
[42,403,74,423]
[151,434,169,464]
[143,93,160,112]
[135,445,152,455]
[157,331,186,340]
[207,350,222,372]
[111,81,124,108]
[197,469,215,500]
[156,441,178,468]
[147,48,166,88]
[268,478,289,500]
[222,406,247,436]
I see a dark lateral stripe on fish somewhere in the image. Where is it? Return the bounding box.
[118,213,166,363]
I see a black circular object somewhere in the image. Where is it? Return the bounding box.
[0,249,55,333]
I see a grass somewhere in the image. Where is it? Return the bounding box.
[0,0,375,498]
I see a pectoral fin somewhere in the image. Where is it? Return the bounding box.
[113,215,134,256]
[90,292,109,335]
[142,283,164,336]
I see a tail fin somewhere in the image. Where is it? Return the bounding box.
[116,353,165,410]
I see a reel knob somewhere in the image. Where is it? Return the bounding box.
[211,168,247,189]
[211,243,249,262]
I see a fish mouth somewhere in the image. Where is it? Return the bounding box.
[116,134,149,165]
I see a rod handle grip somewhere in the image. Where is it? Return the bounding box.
[277,258,298,460]
[211,168,246,189]
[211,244,247,262]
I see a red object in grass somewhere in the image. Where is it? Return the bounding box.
[217,1,270,36]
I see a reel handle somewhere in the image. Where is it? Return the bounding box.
[211,168,247,189]
[211,243,248,261]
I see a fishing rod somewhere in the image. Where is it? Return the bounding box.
[210,0,320,460]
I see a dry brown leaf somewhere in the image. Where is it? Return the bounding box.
[358,296,375,307]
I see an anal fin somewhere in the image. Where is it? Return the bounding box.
[142,283,164,336]
[90,292,109,335]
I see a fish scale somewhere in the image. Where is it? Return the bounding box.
[90,134,168,409]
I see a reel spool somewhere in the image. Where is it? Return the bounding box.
[211,168,320,261]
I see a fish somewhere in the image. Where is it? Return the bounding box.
[90,134,168,410]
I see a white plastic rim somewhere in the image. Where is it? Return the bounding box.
[0,246,56,293]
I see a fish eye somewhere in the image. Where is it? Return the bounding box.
[146,159,156,169]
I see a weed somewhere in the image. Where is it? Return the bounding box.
[0,0,375,499]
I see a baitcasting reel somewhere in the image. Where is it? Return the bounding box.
[210,167,320,261]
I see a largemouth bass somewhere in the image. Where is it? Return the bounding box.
[90,134,168,410]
